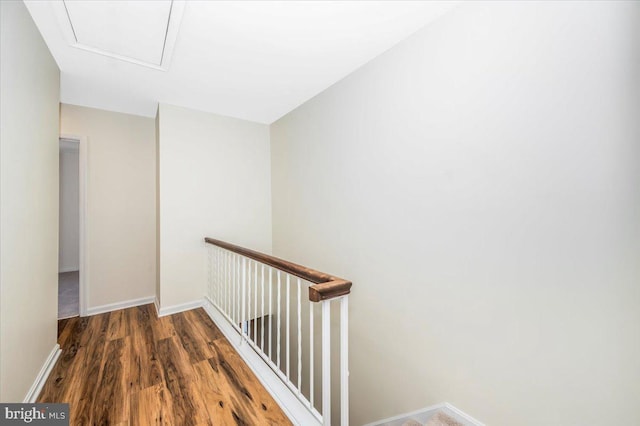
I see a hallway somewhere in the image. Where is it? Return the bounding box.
[38,304,291,425]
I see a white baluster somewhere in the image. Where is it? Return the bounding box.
[229,252,233,321]
[238,255,242,327]
[214,248,217,302]
[261,264,265,351]
[268,266,273,360]
[216,248,218,296]
[340,296,349,426]
[215,246,218,305]
[235,254,238,322]
[277,271,281,369]
[286,274,291,379]
[240,257,247,342]
[206,246,210,300]
[216,249,219,297]
[310,300,314,409]
[297,278,302,392]
[247,260,251,338]
[322,300,331,426]
[254,261,258,342]
[225,251,229,316]
[238,256,241,326]
[233,255,242,327]
[209,245,218,305]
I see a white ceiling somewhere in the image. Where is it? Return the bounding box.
[25,1,457,124]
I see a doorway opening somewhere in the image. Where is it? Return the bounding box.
[58,136,87,318]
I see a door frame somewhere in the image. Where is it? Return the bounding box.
[60,134,88,316]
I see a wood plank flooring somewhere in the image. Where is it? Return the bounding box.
[38,304,292,425]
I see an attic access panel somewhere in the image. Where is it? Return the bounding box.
[59,0,183,70]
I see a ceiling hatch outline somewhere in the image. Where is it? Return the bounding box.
[53,0,185,71]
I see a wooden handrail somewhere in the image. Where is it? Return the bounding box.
[204,237,352,302]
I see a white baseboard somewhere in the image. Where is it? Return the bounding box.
[85,296,155,316]
[203,297,320,426]
[157,299,203,317]
[363,402,484,426]
[24,344,61,403]
[58,267,79,273]
[84,296,201,318]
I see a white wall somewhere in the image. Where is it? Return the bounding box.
[270,2,640,425]
[0,0,60,401]
[60,104,156,310]
[59,146,79,272]
[157,103,272,309]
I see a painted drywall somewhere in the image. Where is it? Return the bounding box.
[60,104,156,309]
[0,0,60,401]
[271,2,640,425]
[59,147,80,272]
[157,103,272,309]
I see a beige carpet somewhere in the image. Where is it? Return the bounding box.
[425,412,464,426]
[402,411,464,426]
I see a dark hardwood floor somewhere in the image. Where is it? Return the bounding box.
[38,304,291,425]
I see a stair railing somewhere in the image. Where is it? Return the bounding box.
[204,237,352,426]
